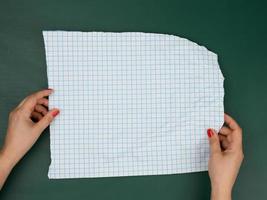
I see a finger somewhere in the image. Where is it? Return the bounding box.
[37,98,49,107]
[34,108,60,134]
[218,133,227,141]
[218,134,230,150]
[224,113,243,148]
[31,111,43,122]
[207,129,221,155]
[20,89,53,114]
[224,113,241,131]
[218,133,231,144]
[34,104,48,116]
[219,126,232,136]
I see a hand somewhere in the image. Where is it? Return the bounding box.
[0,89,59,189]
[208,114,244,200]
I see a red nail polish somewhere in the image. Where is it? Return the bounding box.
[207,129,213,138]
[52,110,60,117]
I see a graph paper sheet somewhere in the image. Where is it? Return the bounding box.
[43,31,224,179]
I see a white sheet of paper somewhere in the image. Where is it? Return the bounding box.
[43,31,224,179]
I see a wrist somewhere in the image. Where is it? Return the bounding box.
[0,148,16,190]
[211,185,232,200]
[0,148,17,172]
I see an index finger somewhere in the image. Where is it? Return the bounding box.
[224,113,243,151]
[224,113,241,131]
[20,89,53,112]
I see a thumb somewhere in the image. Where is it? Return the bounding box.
[207,129,221,155]
[34,108,60,134]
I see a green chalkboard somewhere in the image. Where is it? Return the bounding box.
[0,0,266,199]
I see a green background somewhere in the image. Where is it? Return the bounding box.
[0,0,266,199]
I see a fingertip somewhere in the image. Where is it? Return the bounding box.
[207,128,214,138]
[51,109,60,117]
[207,129,221,154]
[224,113,240,130]
[224,113,231,122]
[31,89,54,102]
[47,88,54,93]
[45,88,54,96]
[33,108,59,133]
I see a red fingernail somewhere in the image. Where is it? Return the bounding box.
[207,129,214,138]
[52,110,60,117]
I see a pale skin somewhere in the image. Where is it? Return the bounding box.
[0,90,243,199]
[0,89,59,189]
[208,114,244,200]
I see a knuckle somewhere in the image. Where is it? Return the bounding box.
[210,136,218,143]
[9,113,14,120]
[9,110,14,117]
[31,94,38,100]
[11,109,19,116]
[46,114,53,123]
[30,93,38,100]
[210,140,218,147]
[16,108,23,115]
[9,109,22,120]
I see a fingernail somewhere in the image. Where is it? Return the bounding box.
[207,129,214,138]
[52,110,60,117]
